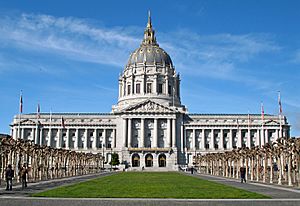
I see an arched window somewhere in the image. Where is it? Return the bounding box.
[132,153,140,167]
[145,154,153,167]
[158,153,166,167]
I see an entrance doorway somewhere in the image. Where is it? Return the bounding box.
[158,153,166,167]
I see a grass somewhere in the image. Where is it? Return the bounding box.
[32,172,269,199]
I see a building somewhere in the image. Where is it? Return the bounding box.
[10,13,290,171]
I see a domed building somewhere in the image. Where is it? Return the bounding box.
[10,13,290,171]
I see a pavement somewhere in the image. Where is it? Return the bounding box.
[0,171,300,206]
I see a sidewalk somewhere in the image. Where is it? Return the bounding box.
[0,171,113,197]
[191,172,300,199]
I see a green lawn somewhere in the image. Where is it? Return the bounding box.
[32,172,269,199]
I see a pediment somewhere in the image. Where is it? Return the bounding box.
[122,100,176,113]
[18,119,39,125]
[264,119,280,126]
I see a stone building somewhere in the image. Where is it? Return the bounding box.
[10,14,290,171]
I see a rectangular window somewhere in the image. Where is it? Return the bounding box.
[127,85,131,95]
[158,84,163,94]
[146,83,152,93]
[168,85,171,95]
[136,83,140,94]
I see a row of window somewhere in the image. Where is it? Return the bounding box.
[126,83,173,95]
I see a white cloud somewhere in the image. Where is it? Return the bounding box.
[0,12,281,91]
[0,13,140,67]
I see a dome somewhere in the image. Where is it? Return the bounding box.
[127,45,173,66]
[126,11,173,67]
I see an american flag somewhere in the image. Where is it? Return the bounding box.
[37,103,40,119]
[19,93,23,113]
[261,102,264,122]
[278,91,283,115]
[61,116,65,128]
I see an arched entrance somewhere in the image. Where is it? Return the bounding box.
[158,153,166,167]
[132,153,140,167]
[145,154,153,167]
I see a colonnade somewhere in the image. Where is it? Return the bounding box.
[13,127,116,150]
[185,127,284,151]
[122,118,176,148]
[194,137,300,187]
[0,136,103,185]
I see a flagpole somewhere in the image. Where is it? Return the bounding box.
[261,102,264,147]
[247,111,251,148]
[278,91,282,139]
[48,108,52,147]
[18,90,22,139]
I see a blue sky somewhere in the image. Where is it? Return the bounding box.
[0,0,300,136]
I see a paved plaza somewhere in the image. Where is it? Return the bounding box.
[0,172,300,206]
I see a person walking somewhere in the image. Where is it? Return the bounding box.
[5,164,14,191]
[20,164,28,190]
[240,166,246,183]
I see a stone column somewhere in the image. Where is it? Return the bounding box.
[247,129,251,148]
[123,119,127,147]
[75,128,79,149]
[154,75,158,95]
[180,123,184,151]
[237,129,242,148]
[128,119,132,147]
[66,128,70,149]
[261,128,265,146]
[103,129,107,148]
[201,129,205,150]
[192,129,196,150]
[21,128,25,140]
[172,119,176,147]
[165,77,169,95]
[48,128,52,147]
[220,129,224,150]
[56,129,61,148]
[167,119,171,147]
[140,118,145,148]
[256,129,260,147]
[39,128,43,145]
[265,129,268,144]
[210,129,215,150]
[229,129,233,149]
[141,75,145,95]
[153,118,158,148]
[35,126,39,144]
[92,128,97,149]
[83,129,88,149]
[112,129,115,148]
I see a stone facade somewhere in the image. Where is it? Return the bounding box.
[10,13,290,171]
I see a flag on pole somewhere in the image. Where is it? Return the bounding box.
[37,103,40,119]
[19,92,23,113]
[278,91,282,115]
[248,112,251,127]
[61,116,65,128]
[261,102,264,122]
